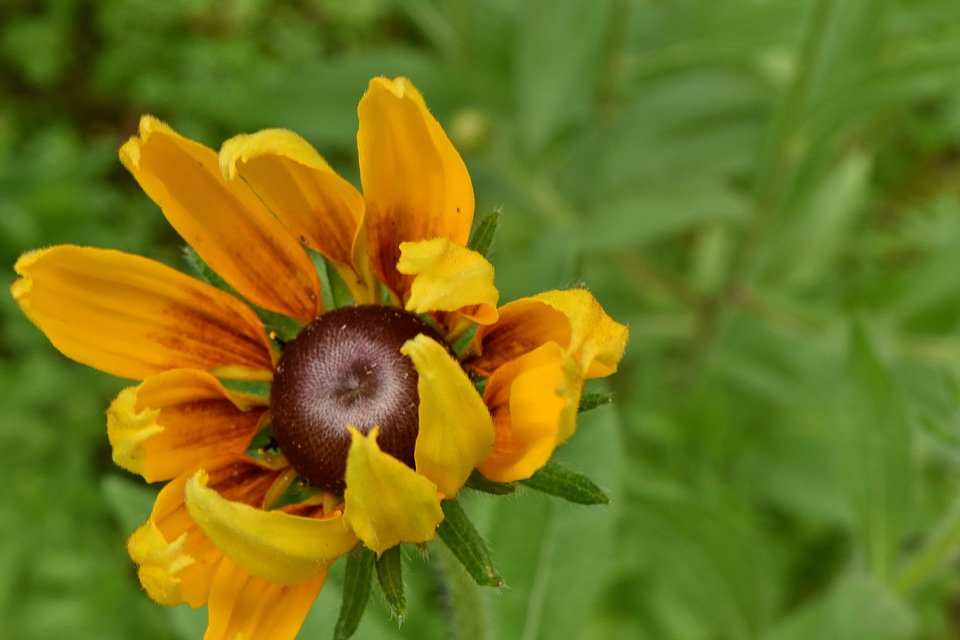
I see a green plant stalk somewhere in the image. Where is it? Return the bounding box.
[520,502,559,640]
[893,493,960,596]
[680,0,837,384]
[437,542,490,640]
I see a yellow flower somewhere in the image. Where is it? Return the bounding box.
[10,77,628,639]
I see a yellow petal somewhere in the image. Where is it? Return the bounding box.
[204,556,325,640]
[120,115,321,321]
[220,129,376,303]
[129,456,287,609]
[127,522,195,607]
[397,238,499,325]
[11,245,274,380]
[469,289,628,379]
[342,426,443,554]
[479,343,581,482]
[107,369,266,483]
[537,289,629,378]
[401,334,494,497]
[185,469,358,585]
[358,77,474,299]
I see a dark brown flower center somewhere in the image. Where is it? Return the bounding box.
[270,305,443,495]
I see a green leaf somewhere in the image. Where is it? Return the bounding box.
[834,323,912,582]
[519,462,609,505]
[517,0,613,152]
[437,499,502,587]
[101,475,157,536]
[464,470,516,496]
[468,209,500,257]
[375,545,406,623]
[765,574,915,640]
[578,392,612,413]
[334,546,376,640]
[484,400,623,640]
[626,487,777,640]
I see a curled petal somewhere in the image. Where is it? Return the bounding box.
[397,238,498,325]
[107,369,266,483]
[401,334,494,497]
[11,245,274,380]
[358,77,474,298]
[469,289,628,379]
[126,522,195,607]
[342,426,443,554]
[185,470,358,585]
[479,343,581,482]
[120,115,321,321]
[220,129,375,303]
[204,556,326,640]
[128,456,285,608]
[537,290,629,378]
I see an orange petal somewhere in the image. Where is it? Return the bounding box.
[468,289,628,379]
[358,77,474,299]
[120,115,321,321]
[478,343,581,482]
[107,369,267,483]
[342,426,443,554]
[11,245,274,380]
[220,129,376,303]
[128,456,287,608]
[204,556,325,640]
[397,238,499,325]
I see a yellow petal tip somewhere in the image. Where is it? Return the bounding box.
[120,115,175,170]
[127,521,194,607]
[343,425,443,553]
[106,386,164,479]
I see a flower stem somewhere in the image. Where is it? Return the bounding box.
[438,542,490,640]
[679,0,837,384]
[893,493,960,596]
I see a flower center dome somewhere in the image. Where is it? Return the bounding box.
[270,305,442,495]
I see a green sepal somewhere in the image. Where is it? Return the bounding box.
[243,427,278,459]
[269,477,320,510]
[218,378,271,401]
[453,323,479,356]
[464,470,516,495]
[437,498,503,587]
[182,245,302,343]
[472,377,488,397]
[468,209,500,257]
[307,246,354,310]
[334,545,376,640]
[578,392,612,413]
[183,244,228,290]
[375,545,406,623]
[520,462,609,505]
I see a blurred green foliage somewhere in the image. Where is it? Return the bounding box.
[4,0,960,638]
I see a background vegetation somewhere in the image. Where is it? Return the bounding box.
[4,0,960,638]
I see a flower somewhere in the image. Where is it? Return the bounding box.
[10,77,628,639]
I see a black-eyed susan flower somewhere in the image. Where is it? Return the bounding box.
[10,77,628,640]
